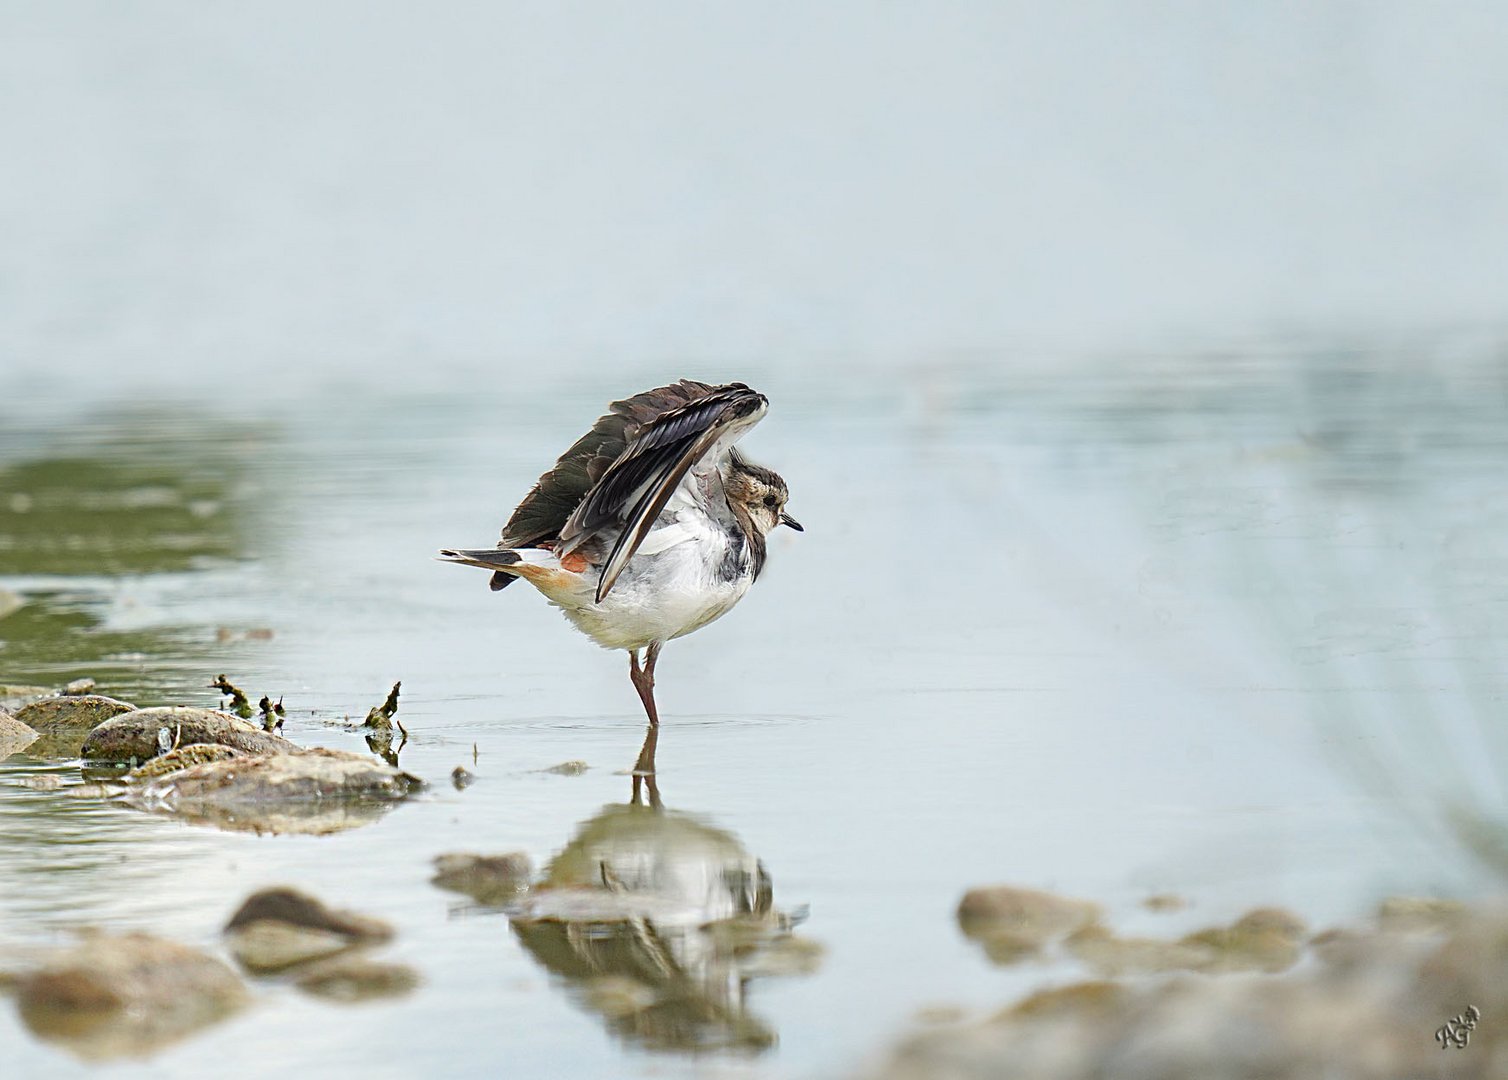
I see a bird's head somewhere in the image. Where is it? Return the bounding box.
[725,450,802,537]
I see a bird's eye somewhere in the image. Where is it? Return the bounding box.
[762,494,778,508]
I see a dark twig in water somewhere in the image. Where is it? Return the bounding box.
[362,681,406,766]
[210,674,253,720]
[257,695,286,733]
[363,681,402,731]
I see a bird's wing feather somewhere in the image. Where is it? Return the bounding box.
[496,380,719,550]
[560,383,768,602]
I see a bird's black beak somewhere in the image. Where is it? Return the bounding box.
[780,511,804,532]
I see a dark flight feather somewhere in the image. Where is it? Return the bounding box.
[488,381,765,595]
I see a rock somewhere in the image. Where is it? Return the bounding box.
[294,956,421,1002]
[62,678,97,695]
[451,765,475,790]
[1065,924,1215,976]
[224,921,356,974]
[957,886,1102,961]
[81,707,296,763]
[127,743,248,780]
[227,887,394,943]
[15,932,247,1060]
[431,852,532,905]
[0,684,55,712]
[16,694,136,733]
[1142,893,1189,913]
[14,695,138,758]
[1377,896,1468,934]
[0,709,39,758]
[1002,980,1130,1023]
[124,748,420,835]
[543,760,589,776]
[224,887,394,974]
[1179,906,1306,973]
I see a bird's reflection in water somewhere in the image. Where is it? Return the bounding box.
[509,726,818,1054]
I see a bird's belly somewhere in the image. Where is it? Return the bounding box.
[555,545,751,651]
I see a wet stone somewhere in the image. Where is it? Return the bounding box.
[0,684,55,712]
[294,955,421,1002]
[126,743,247,780]
[15,694,136,734]
[431,852,533,905]
[1065,925,1215,976]
[225,921,354,974]
[0,710,39,758]
[543,760,589,776]
[122,748,419,835]
[225,887,394,975]
[1377,896,1468,934]
[1142,893,1189,913]
[81,706,296,763]
[15,931,247,1061]
[957,886,1103,960]
[1179,906,1307,973]
[62,678,97,695]
[227,887,394,943]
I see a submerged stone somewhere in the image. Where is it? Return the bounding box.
[957,885,1103,961]
[543,760,589,776]
[1179,906,1306,973]
[858,900,1508,1080]
[294,956,421,1002]
[81,707,299,763]
[224,921,356,974]
[431,852,533,906]
[1377,896,1469,934]
[0,684,55,712]
[224,887,395,974]
[1065,924,1215,976]
[15,931,247,1061]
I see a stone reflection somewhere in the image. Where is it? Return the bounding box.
[509,728,819,1054]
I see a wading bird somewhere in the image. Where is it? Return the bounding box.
[440,381,801,734]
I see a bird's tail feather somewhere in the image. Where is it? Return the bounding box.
[438,548,526,591]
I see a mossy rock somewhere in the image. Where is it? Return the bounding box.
[81,707,298,764]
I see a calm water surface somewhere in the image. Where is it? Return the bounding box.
[2,346,1507,1077]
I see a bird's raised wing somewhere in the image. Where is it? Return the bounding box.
[559,382,768,602]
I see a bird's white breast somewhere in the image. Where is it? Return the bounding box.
[533,496,754,651]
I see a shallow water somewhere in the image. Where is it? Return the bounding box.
[3,344,1508,1077]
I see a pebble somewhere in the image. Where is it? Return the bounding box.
[15,932,247,1060]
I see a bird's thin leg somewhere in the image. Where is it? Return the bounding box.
[628,644,661,727]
